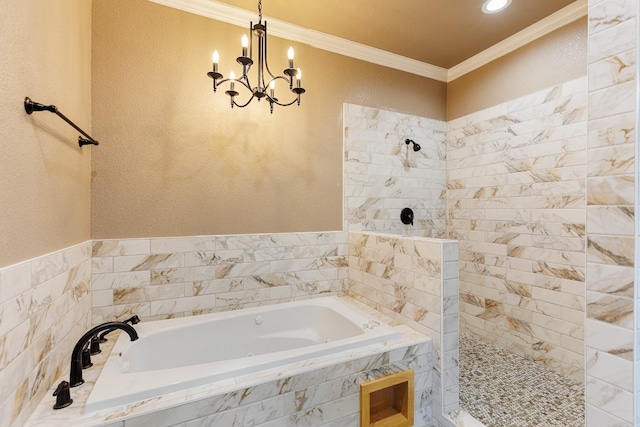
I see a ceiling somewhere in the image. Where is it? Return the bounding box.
[211,0,579,69]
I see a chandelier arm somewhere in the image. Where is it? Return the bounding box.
[268,96,301,107]
[239,73,253,90]
[217,77,253,93]
[232,93,257,108]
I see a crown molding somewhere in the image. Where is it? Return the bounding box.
[447,0,588,81]
[149,0,587,83]
[149,0,449,81]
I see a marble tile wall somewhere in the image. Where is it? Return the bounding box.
[0,242,92,427]
[343,103,448,238]
[347,231,459,423]
[116,343,433,427]
[447,77,588,380]
[91,232,348,322]
[585,0,637,425]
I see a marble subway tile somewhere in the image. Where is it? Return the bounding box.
[183,250,245,267]
[586,291,634,329]
[586,376,633,423]
[91,271,150,291]
[93,239,150,257]
[586,403,632,427]
[91,289,113,307]
[586,319,633,361]
[587,112,636,148]
[150,237,217,254]
[587,235,634,266]
[91,256,113,274]
[113,253,184,273]
[586,263,634,296]
[588,50,636,92]
[587,143,635,177]
[587,175,635,205]
[0,261,32,305]
[92,302,151,324]
[150,294,216,317]
[588,17,637,64]
[586,347,633,392]
[588,0,637,35]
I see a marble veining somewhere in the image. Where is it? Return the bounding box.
[343,103,447,238]
[91,232,348,323]
[449,76,588,381]
[586,1,638,424]
[0,242,92,427]
[347,231,459,422]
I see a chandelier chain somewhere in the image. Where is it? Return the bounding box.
[258,0,262,21]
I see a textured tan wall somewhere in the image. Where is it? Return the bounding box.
[0,1,92,268]
[447,17,587,120]
[90,0,446,240]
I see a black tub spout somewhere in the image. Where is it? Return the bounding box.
[98,315,141,343]
[69,322,138,387]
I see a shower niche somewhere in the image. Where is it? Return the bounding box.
[360,369,414,427]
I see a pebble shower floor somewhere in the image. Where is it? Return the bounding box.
[459,333,585,427]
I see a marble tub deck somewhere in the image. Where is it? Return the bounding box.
[459,333,585,427]
[25,297,432,427]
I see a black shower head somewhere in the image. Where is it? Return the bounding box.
[405,138,421,152]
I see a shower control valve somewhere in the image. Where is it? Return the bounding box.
[400,208,414,226]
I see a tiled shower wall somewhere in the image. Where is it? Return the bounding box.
[586,0,637,425]
[347,232,459,421]
[90,232,348,322]
[343,103,447,237]
[0,242,92,427]
[447,77,588,380]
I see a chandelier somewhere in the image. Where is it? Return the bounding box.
[207,0,305,113]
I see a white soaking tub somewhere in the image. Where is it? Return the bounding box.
[84,296,401,413]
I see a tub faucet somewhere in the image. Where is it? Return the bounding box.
[69,322,139,387]
[98,315,141,343]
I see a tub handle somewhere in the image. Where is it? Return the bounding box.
[52,381,73,409]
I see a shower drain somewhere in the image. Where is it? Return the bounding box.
[471,369,485,378]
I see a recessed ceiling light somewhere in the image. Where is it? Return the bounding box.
[482,0,512,14]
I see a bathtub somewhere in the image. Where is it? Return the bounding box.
[84,296,401,413]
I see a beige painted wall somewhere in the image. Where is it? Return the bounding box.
[90,0,447,240]
[0,1,92,268]
[447,17,587,120]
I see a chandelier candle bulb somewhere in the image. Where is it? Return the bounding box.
[296,68,302,88]
[241,34,248,57]
[212,51,219,72]
[229,71,235,91]
[269,80,275,98]
[288,47,294,69]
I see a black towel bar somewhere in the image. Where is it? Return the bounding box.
[24,97,99,147]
